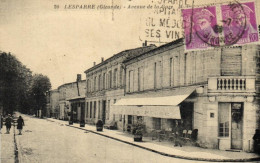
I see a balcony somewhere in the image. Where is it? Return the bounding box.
[208,76,255,93]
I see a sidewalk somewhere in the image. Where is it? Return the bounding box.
[0,127,16,163]
[47,118,260,162]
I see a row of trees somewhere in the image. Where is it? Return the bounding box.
[0,51,51,116]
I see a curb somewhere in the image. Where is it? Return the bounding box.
[65,124,260,162]
[13,127,19,163]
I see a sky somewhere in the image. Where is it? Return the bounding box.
[0,0,259,89]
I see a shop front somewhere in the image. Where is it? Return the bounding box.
[111,89,196,136]
[68,97,85,123]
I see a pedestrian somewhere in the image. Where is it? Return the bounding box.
[5,114,12,134]
[17,116,25,135]
[0,114,3,134]
[173,120,183,147]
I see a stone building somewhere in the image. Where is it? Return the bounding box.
[46,89,59,118]
[84,45,156,128]
[56,75,86,120]
[112,38,260,152]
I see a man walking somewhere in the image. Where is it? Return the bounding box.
[5,114,12,134]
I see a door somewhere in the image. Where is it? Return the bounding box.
[102,100,106,124]
[231,103,243,149]
[180,102,194,130]
[80,102,85,121]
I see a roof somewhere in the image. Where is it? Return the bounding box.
[123,38,184,65]
[84,45,156,74]
[57,80,86,90]
[67,96,85,101]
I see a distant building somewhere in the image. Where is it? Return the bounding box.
[47,75,86,120]
[46,89,59,118]
[111,39,260,152]
[84,45,156,127]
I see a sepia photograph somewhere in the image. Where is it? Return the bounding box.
[0,0,260,162]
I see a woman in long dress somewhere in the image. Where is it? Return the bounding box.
[17,116,25,135]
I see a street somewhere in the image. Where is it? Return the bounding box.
[1,114,205,163]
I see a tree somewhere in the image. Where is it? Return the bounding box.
[0,52,32,115]
[30,74,51,117]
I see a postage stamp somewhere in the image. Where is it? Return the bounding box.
[182,1,259,51]
[182,6,219,50]
[221,1,259,45]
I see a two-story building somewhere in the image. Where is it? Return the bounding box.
[56,75,86,120]
[84,45,156,128]
[112,38,260,152]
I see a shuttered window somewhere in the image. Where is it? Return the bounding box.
[221,48,242,76]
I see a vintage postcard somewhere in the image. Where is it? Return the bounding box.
[0,0,260,162]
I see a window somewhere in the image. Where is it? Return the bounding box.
[94,76,97,91]
[109,71,112,88]
[119,68,123,86]
[138,67,141,91]
[170,58,173,86]
[221,48,242,76]
[114,99,116,104]
[218,103,230,137]
[113,114,115,121]
[98,74,102,90]
[184,53,187,85]
[154,62,157,89]
[103,73,106,89]
[129,70,134,92]
[114,68,118,88]
[87,79,90,92]
[119,114,122,121]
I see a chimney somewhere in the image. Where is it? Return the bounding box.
[93,62,96,66]
[76,74,81,82]
[101,57,104,62]
[142,40,147,47]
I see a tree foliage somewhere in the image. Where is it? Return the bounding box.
[30,74,51,116]
[0,51,51,115]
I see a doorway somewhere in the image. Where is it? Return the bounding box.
[218,102,243,150]
[231,103,243,149]
[102,100,106,124]
[180,102,194,130]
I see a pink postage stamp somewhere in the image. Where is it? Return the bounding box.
[182,6,219,51]
[182,1,259,51]
[221,2,259,45]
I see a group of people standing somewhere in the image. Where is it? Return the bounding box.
[0,114,25,135]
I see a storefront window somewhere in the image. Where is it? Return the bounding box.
[219,103,230,137]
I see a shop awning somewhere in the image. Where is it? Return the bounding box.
[111,86,198,119]
[112,105,181,119]
[114,94,191,106]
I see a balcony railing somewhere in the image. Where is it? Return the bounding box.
[208,76,255,93]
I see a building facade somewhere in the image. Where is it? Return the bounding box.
[55,75,86,120]
[112,39,260,152]
[84,45,156,128]
[46,89,59,118]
